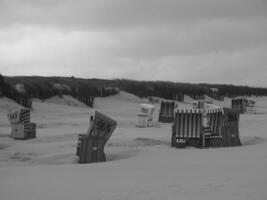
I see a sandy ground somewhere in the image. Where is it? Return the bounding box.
[0,92,267,200]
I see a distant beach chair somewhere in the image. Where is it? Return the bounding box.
[76,111,117,163]
[7,107,36,139]
[136,104,155,127]
[158,100,176,123]
[231,98,256,114]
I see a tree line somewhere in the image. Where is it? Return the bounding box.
[1,75,267,102]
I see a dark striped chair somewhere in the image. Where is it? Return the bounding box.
[158,101,175,123]
[76,111,117,163]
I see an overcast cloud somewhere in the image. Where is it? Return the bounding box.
[0,0,267,86]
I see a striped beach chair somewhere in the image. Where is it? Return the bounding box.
[7,108,36,139]
[172,107,225,148]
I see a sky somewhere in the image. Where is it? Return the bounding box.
[0,0,267,86]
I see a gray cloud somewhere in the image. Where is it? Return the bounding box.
[109,18,267,59]
[0,0,266,29]
[0,0,266,86]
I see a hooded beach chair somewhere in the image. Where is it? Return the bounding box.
[76,110,117,163]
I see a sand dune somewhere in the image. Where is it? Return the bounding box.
[44,95,88,107]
